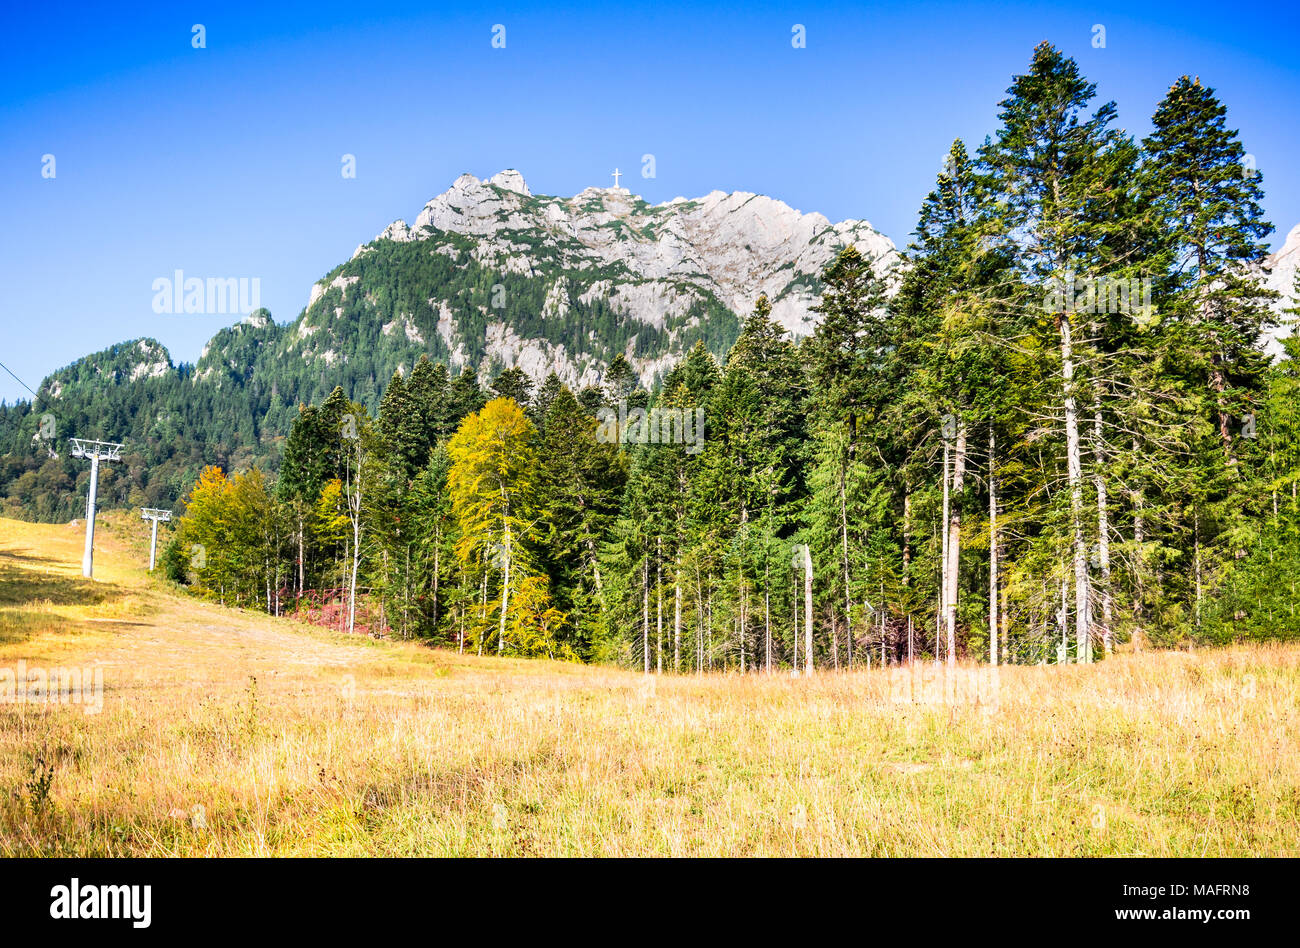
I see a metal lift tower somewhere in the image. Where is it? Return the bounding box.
[70,439,124,578]
[140,508,172,571]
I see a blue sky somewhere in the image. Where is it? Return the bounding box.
[2,0,1298,402]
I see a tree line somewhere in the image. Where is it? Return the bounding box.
[167,44,1299,669]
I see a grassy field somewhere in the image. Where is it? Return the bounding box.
[1,514,1298,857]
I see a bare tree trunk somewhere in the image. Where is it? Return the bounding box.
[498,520,510,655]
[1059,575,1069,663]
[656,539,663,674]
[738,603,745,674]
[879,602,886,668]
[1194,507,1203,631]
[795,545,814,676]
[792,572,799,672]
[902,488,911,589]
[764,587,772,674]
[939,438,949,665]
[1201,250,1235,460]
[831,615,839,669]
[348,498,361,636]
[297,511,305,600]
[1059,315,1091,663]
[1000,580,1009,664]
[696,571,704,674]
[587,536,603,592]
[478,562,487,656]
[839,462,854,668]
[380,548,389,636]
[1092,404,1113,656]
[674,555,682,673]
[946,422,966,668]
[643,557,650,675]
[707,581,713,672]
[989,428,998,667]
[1133,482,1146,651]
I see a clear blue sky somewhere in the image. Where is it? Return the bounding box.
[2,0,1298,403]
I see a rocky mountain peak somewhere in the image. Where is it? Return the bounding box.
[488,169,530,196]
[374,170,899,341]
[1263,221,1300,355]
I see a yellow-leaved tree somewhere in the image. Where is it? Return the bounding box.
[447,398,568,657]
[178,465,274,606]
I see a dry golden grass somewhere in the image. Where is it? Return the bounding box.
[2,514,1298,856]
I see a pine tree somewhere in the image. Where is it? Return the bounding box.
[378,369,422,481]
[891,138,1017,665]
[536,385,626,657]
[806,246,892,666]
[405,355,451,451]
[981,42,1137,662]
[491,366,535,410]
[1143,76,1278,459]
[532,372,564,428]
[447,368,486,424]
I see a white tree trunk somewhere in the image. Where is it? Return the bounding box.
[764,589,772,674]
[674,560,682,674]
[989,429,998,667]
[840,467,853,668]
[656,545,663,674]
[1060,315,1091,663]
[799,546,814,676]
[1132,483,1146,651]
[946,423,966,669]
[939,439,949,665]
[498,519,510,654]
[297,512,305,598]
[1092,406,1113,655]
[643,558,650,675]
[348,484,362,636]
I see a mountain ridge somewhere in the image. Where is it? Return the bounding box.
[319,168,899,387]
[0,171,900,520]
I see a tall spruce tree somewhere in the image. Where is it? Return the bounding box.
[981,42,1137,662]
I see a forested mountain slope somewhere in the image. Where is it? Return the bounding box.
[0,174,897,520]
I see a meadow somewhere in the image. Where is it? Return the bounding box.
[2,515,1297,857]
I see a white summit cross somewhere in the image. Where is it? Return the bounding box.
[610,168,622,189]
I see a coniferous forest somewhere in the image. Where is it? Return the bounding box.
[11,45,1300,669]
